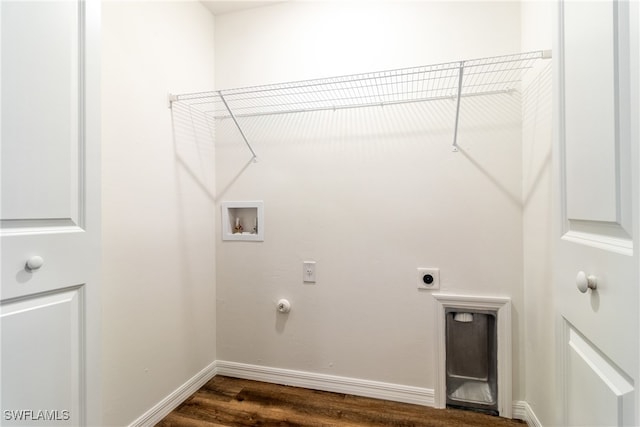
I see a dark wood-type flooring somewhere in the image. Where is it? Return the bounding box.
[156,376,525,427]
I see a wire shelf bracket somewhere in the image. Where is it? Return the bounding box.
[218,91,258,162]
[451,62,464,152]
[169,50,552,155]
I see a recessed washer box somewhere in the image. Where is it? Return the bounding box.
[221,201,264,241]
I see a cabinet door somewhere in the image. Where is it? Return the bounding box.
[555,0,638,425]
[1,1,101,425]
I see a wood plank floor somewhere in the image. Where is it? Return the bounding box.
[156,376,525,427]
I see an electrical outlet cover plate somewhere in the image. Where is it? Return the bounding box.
[303,261,316,283]
[417,267,440,290]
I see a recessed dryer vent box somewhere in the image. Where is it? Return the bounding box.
[221,201,264,241]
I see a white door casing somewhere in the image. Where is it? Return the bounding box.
[0,1,101,426]
[555,0,639,425]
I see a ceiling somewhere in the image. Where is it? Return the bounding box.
[201,1,283,15]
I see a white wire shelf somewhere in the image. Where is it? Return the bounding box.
[170,50,551,157]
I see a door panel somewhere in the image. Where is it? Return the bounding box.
[0,1,101,425]
[1,289,82,426]
[564,0,619,223]
[1,1,81,225]
[566,323,634,426]
[562,0,633,249]
[556,0,639,425]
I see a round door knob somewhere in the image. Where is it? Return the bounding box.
[576,271,597,293]
[26,255,44,271]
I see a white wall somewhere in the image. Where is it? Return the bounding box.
[215,1,522,88]
[101,2,216,425]
[215,1,527,400]
[521,2,555,425]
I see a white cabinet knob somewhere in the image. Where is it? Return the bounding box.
[576,271,597,293]
[26,255,44,271]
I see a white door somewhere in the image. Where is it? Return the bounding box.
[0,1,101,426]
[555,0,639,425]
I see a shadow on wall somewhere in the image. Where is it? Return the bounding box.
[522,62,553,208]
[170,101,216,202]
[213,88,524,207]
[169,101,218,359]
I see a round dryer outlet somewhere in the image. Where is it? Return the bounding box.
[417,268,440,290]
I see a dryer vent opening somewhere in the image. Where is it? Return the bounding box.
[445,309,498,416]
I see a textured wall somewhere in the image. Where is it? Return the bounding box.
[101,3,216,425]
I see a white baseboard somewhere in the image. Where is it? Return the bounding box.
[216,360,435,407]
[512,400,542,427]
[128,360,218,427]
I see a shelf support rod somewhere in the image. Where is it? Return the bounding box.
[451,62,465,152]
[218,91,258,162]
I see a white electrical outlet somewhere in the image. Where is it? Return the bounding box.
[303,261,316,283]
[417,268,440,290]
